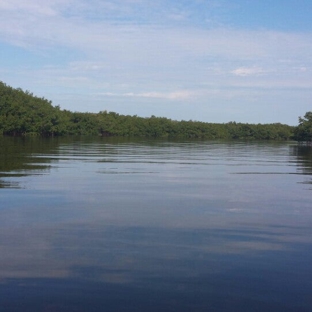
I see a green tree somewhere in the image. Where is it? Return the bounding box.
[0,80,296,140]
[294,111,312,142]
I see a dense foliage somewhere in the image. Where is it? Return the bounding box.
[0,81,296,140]
[0,81,66,136]
[293,112,312,142]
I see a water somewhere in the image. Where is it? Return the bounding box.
[0,137,311,311]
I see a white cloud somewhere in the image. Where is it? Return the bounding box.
[296,66,307,72]
[0,0,312,124]
[231,67,267,76]
[137,91,194,100]
[98,90,194,100]
[1,0,311,62]
[0,0,66,16]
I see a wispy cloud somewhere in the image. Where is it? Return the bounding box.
[99,90,194,100]
[0,0,58,15]
[0,0,311,124]
[231,67,267,77]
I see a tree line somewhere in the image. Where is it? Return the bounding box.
[0,81,310,141]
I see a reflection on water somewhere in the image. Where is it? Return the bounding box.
[0,137,59,188]
[291,145,312,187]
[0,137,312,311]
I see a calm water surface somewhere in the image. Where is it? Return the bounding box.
[0,137,312,311]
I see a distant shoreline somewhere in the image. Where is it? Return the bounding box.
[0,81,304,141]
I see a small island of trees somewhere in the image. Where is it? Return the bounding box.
[0,81,310,142]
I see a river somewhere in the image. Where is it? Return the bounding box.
[0,137,311,311]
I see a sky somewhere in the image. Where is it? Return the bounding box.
[0,0,311,125]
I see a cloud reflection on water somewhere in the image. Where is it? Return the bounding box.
[0,219,311,283]
[1,137,312,311]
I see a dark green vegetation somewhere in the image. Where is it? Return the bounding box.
[0,81,302,140]
[294,112,312,143]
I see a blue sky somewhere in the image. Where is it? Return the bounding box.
[0,0,311,125]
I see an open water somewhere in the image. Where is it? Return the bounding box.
[0,137,311,311]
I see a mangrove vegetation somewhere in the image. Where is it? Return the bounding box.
[0,81,308,141]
